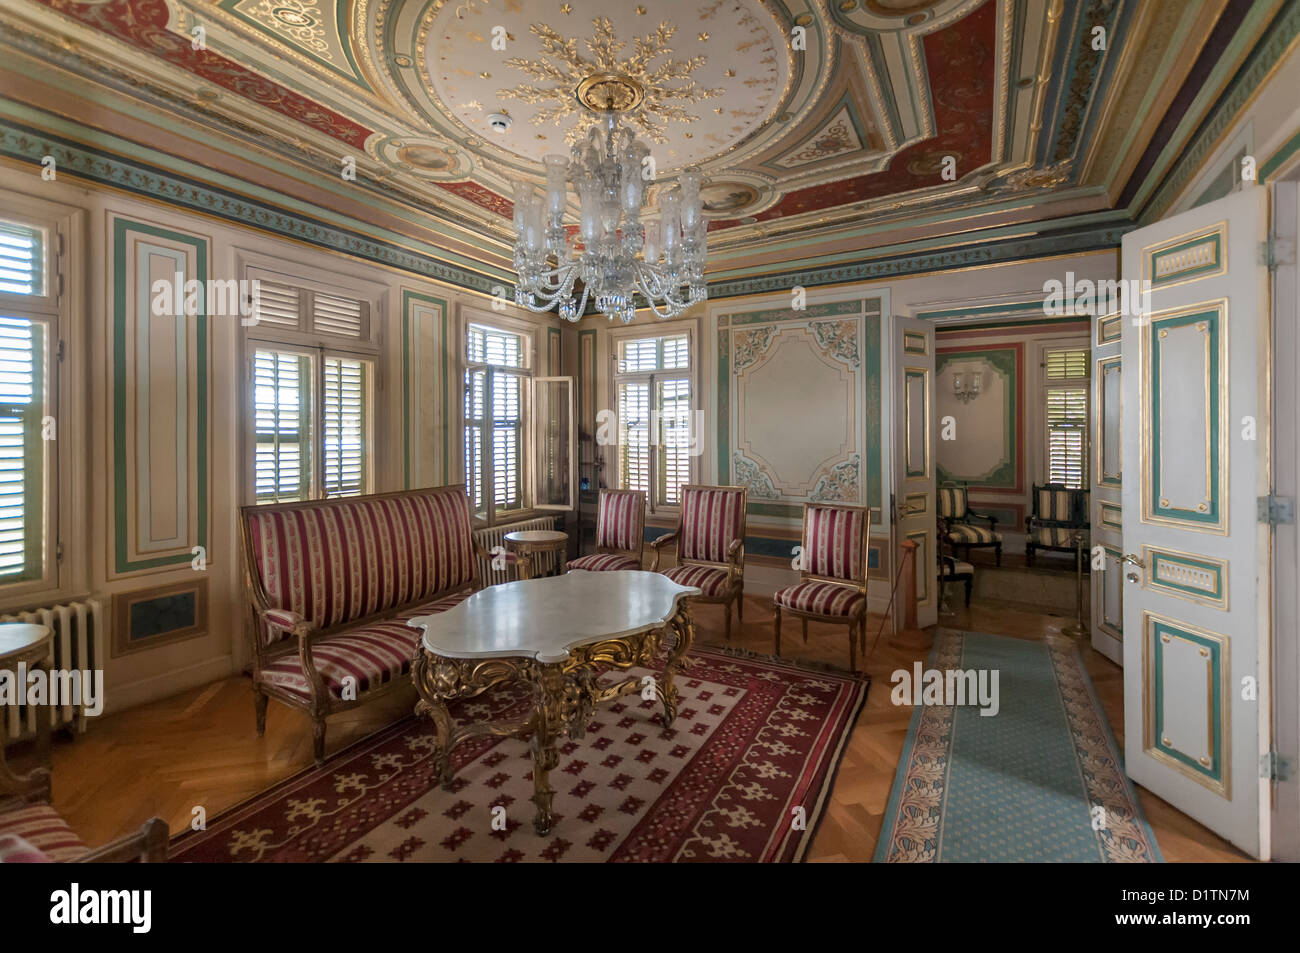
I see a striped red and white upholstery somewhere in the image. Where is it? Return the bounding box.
[0,805,86,862]
[245,487,476,645]
[801,505,866,582]
[773,581,864,617]
[260,591,471,700]
[596,489,645,553]
[679,487,745,563]
[662,564,731,598]
[567,553,640,572]
[0,834,51,863]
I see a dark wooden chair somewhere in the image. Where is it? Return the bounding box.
[1025,484,1089,568]
[937,531,975,608]
[937,483,1003,566]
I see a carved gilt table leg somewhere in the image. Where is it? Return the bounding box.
[658,602,696,727]
[529,664,563,836]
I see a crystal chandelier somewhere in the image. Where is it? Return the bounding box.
[511,108,707,324]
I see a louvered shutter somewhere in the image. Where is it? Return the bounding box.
[312,292,367,339]
[1047,386,1088,488]
[492,369,522,509]
[0,317,44,578]
[322,356,369,498]
[253,349,312,502]
[0,222,43,296]
[1045,348,1089,380]
[252,282,303,332]
[619,381,650,494]
[657,377,691,506]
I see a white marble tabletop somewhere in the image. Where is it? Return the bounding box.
[411,570,700,663]
[0,622,51,666]
[503,530,568,544]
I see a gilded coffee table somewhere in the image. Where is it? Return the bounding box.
[409,570,700,835]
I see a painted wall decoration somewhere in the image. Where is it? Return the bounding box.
[717,298,882,517]
[402,290,449,488]
[934,343,1023,491]
[111,579,209,658]
[109,215,210,578]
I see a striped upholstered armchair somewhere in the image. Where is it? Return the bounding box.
[772,503,871,672]
[1025,483,1089,568]
[650,485,747,640]
[567,489,646,572]
[937,482,1003,566]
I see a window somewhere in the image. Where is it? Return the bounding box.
[1043,347,1089,489]
[613,331,693,511]
[0,218,56,587]
[465,322,530,522]
[246,273,376,503]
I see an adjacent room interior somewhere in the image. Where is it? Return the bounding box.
[0,0,1297,868]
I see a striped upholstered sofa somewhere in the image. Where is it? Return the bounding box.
[240,485,483,764]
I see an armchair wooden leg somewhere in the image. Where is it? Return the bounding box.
[723,599,732,641]
[737,589,744,623]
[1026,543,1034,567]
[312,717,327,766]
[964,577,973,607]
[859,614,867,654]
[996,543,1002,567]
[254,690,269,737]
[774,605,782,657]
[849,621,858,673]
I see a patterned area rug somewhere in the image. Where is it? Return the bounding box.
[172,647,866,862]
[875,630,1162,863]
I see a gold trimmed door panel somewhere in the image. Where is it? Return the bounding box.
[893,316,936,628]
[1120,186,1271,858]
[1091,312,1122,664]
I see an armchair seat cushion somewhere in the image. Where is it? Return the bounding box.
[0,833,51,863]
[946,524,1002,545]
[260,591,472,701]
[0,805,86,862]
[773,581,864,618]
[567,553,640,573]
[1033,526,1085,547]
[941,559,975,578]
[662,564,732,598]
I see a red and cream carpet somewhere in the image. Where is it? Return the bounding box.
[172,647,866,862]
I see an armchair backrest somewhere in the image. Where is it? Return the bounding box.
[678,485,747,567]
[937,485,968,520]
[596,489,646,555]
[799,503,870,587]
[1032,483,1087,525]
[241,485,477,644]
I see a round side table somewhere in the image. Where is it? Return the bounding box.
[0,622,53,799]
[504,530,569,580]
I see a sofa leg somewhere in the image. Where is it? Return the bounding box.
[723,600,732,641]
[964,577,973,607]
[312,717,327,766]
[995,543,1002,568]
[849,621,857,673]
[737,590,744,623]
[254,690,268,737]
[801,618,808,644]
[774,606,782,657]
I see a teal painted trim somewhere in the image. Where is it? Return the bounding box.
[401,290,449,489]
[918,299,1046,321]
[933,316,1091,333]
[112,217,208,574]
[1148,550,1225,604]
[1262,124,1300,181]
[707,222,1130,300]
[717,326,729,484]
[0,117,507,295]
[864,306,882,511]
[1149,308,1221,526]
[1152,620,1225,785]
[1140,0,1300,221]
[1150,233,1222,287]
[721,300,861,326]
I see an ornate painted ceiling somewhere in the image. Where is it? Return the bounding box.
[0,0,1274,277]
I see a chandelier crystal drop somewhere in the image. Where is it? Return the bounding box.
[512,109,707,323]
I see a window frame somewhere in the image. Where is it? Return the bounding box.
[461,308,538,526]
[239,253,383,506]
[1040,342,1091,490]
[608,322,697,514]
[0,198,75,607]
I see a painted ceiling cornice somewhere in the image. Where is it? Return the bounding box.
[0,0,1285,275]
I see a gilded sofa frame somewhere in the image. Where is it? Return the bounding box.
[772,503,872,672]
[648,484,747,640]
[240,485,487,764]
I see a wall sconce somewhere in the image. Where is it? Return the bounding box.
[953,369,982,404]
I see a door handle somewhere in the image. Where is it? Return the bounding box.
[1121,552,1144,583]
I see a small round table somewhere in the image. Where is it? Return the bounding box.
[504,530,569,580]
[0,622,53,798]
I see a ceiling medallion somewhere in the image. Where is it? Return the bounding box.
[498,17,724,145]
[512,109,707,323]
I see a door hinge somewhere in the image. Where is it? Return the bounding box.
[1262,750,1295,782]
[57,339,65,362]
[1263,235,1298,272]
[1257,495,1296,525]
[56,541,63,564]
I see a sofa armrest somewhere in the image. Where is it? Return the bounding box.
[648,530,679,572]
[77,817,169,863]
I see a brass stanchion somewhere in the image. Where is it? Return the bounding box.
[889,539,933,651]
[1061,530,1088,640]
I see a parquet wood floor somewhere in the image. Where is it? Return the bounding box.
[14,595,1250,862]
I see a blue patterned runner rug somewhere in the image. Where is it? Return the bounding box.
[874,629,1162,862]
